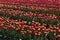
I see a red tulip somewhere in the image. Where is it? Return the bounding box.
[49,29,53,32]
[46,38,49,40]
[34,32,38,36]
[57,16,60,19]
[57,35,60,38]
[0,22,3,28]
[42,24,46,27]
[38,14,44,18]
[15,28,19,31]
[27,30,32,34]
[20,31,25,35]
[3,27,8,30]
[58,29,60,33]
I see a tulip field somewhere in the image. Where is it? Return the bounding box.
[0,1,60,40]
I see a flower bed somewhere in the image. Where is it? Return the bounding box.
[0,2,60,40]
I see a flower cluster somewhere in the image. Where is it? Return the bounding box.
[0,9,60,20]
[0,16,60,40]
[0,3,59,12]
